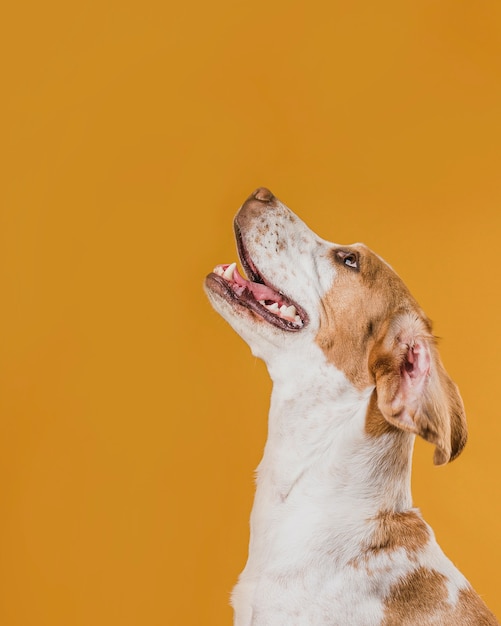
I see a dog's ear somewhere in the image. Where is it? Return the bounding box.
[369,311,467,465]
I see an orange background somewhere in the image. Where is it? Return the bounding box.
[1,1,500,624]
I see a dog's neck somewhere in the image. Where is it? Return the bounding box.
[247,351,415,569]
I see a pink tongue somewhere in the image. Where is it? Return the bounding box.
[233,266,282,303]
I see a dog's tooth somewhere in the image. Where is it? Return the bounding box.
[259,300,265,305]
[295,315,302,325]
[214,266,225,277]
[268,302,279,312]
[280,305,288,315]
[223,262,237,281]
[284,305,297,319]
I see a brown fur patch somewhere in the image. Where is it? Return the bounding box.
[316,245,420,390]
[365,389,397,438]
[453,587,499,624]
[438,368,468,462]
[383,568,499,625]
[349,510,430,573]
[382,567,449,625]
[369,510,430,557]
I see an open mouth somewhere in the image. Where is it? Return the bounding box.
[207,228,307,332]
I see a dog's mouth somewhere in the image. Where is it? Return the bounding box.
[207,227,307,332]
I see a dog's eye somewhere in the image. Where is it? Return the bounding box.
[343,254,358,269]
[335,250,359,271]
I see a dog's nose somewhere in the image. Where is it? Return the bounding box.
[250,187,275,203]
[237,187,278,229]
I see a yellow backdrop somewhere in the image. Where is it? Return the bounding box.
[1,1,500,624]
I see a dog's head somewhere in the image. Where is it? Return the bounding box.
[205,188,467,464]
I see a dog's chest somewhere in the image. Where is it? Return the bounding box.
[233,558,399,626]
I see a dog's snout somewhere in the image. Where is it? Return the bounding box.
[251,187,275,203]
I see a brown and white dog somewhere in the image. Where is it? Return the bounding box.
[204,188,498,626]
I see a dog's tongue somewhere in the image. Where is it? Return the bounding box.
[215,263,282,303]
[232,265,280,301]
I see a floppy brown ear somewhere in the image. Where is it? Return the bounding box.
[369,311,467,465]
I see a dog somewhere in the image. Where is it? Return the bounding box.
[204,188,498,625]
